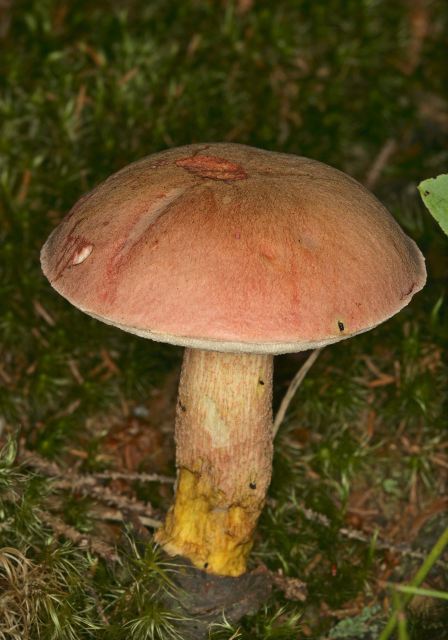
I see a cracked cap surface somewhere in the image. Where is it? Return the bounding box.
[40,143,426,354]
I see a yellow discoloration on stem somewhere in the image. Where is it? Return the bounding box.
[155,467,262,576]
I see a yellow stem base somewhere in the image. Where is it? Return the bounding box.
[155,467,262,577]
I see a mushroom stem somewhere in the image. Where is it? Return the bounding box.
[155,348,274,577]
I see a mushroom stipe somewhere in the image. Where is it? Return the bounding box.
[155,349,273,576]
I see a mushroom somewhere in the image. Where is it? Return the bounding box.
[40,143,426,581]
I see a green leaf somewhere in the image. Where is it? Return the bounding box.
[418,174,448,236]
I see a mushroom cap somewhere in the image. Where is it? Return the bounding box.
[41,143,426,354]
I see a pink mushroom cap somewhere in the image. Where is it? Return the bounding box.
[40,143,426,354]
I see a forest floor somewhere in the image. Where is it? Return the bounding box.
[1,1,447,638]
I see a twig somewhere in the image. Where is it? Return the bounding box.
[39,510,119,563]
[19,448,173,518]
[273,348,322,437]
[270,571,307,602]
[19,448,60,476]
[268,498,447,568]
[302,503,445,564]
[33,300,55,326]
[20,448,174,484]
[21,453,155,517]
[51,477,156,517]
[364,139,397,190]
[19,447,169,540]
[0,364,12,385]
[92,470,174,484]
[91,507,162,530]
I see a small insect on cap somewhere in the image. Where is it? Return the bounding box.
[41,143,426,353]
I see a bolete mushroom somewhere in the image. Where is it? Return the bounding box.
[40,142,426,593]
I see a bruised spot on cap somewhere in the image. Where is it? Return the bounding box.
[401,281,416,300]
[72,243,94,265]
[175,155,247,181]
